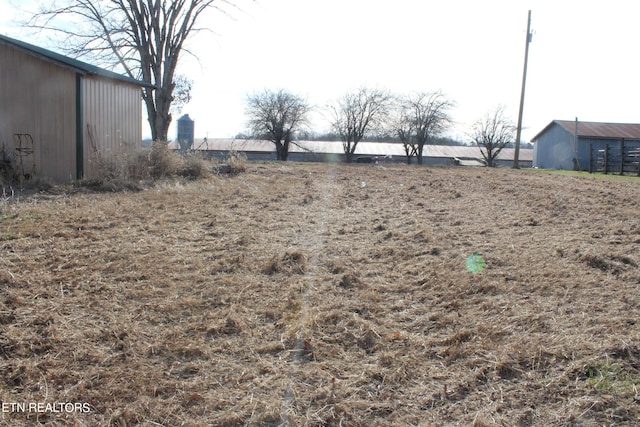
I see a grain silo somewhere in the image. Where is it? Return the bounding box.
[176,114,195,150]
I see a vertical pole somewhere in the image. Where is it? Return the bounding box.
[75,73,84,180]
[513,10,532,169]
[573,117,580,170]
[620,138,625,175]
[589,144,593,173]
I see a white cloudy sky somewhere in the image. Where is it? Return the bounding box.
[2,0,640,142]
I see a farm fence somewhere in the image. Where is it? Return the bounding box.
[589,139,640,176]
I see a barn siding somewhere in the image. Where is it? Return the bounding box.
[533,123,576,170]
[0,43,76,182]
[81,77,142,179]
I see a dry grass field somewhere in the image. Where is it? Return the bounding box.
[1,162,640,426]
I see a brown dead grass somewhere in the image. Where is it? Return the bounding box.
[1,162,640,426]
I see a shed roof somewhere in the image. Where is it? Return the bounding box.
[0,33,152,88]
[170,139,533,162]
[532,120,640,141]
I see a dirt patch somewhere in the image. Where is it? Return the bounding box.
[1,163,640,426]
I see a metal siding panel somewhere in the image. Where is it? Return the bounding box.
[76,73,83,179]
[534,123,575,170]
[577,138,591,171]
[82,79,92,177]
[0,43,76,182]
[81,77,142,178]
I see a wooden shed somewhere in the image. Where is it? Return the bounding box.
[0,34,150,182]
[531,120,640,171]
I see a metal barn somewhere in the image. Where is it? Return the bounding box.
[168,138,533,167]
[0,34,150,182]
[532,120,640,171]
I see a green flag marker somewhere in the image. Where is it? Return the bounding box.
[466,253,486,273]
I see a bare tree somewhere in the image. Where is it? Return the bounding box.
[245,89,310,161]
[28,0,238,142]
[329,87,390,163]
[469,106,516,167]
[392,91,454,164]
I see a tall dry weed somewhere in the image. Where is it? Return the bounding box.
[87,141,214,186]
[149,141,182,179]
[177,154,210,179]
[227,151,248,173]
[0,143,16,186]
[89,141,149,182]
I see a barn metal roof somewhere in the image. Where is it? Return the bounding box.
[170,138,533,162]
[0,33,152,88]
[532,120,640,141]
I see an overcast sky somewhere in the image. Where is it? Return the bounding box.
[2,0,640,142]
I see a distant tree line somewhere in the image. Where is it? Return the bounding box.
[245,87,521,165]
[296,133,467,146]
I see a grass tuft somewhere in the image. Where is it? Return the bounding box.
[264,250,307,275]
[583,360,640,396]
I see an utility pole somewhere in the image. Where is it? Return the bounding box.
[513,10,532,169]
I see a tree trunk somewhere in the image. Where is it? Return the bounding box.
[345,152,353,163]
[154,86,173,142]
[346,145,359,163]
[142,80,173,141]
[486,149,494,167]
[342,141,354,163]
[275,140,289,161]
